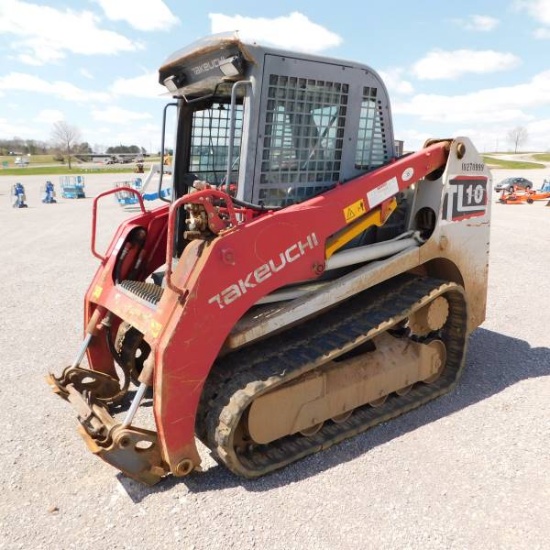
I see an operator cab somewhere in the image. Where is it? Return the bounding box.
[159,33,396,208]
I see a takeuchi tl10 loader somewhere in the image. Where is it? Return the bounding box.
[48,34,492,485]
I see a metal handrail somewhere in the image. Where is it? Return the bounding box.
[91,187,147,261]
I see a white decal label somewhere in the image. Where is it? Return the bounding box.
[402,167,414,182]
[367,177,399,208]
[443,178,488,221]
[208,232,319,309]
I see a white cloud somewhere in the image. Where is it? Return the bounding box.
[80,68,94,80]
[394,70,550,124]
[0,0,142,65]
[515,0,550,25]
[16,53,43,66]
[378,69,414,95]
[209,12,342,53]
[91,107,153,124]
[0,117,37,138]
[534,27,550,38]
[36,109,65,124]
[110,72,166,99]
[394,128,433,148]
[411,49,520,80]
[396,97,530,124]
[93,0,179,31]
[523,118,550,148]
[0,73,111,102]
[455,15,500,31]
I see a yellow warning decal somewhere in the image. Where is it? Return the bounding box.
[91,285,103,300]
[343,199,366,223]
[150,320,163,338]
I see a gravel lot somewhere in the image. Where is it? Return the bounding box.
[0,169,548,550]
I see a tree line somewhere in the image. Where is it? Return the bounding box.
[0,137,92,157]
[2,120,534,168]
[1,121,149,169]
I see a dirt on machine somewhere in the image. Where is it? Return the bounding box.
[48,33,492,485]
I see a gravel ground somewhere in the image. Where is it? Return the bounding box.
[0,169,548,550]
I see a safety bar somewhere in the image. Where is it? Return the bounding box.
[91,187,147,261]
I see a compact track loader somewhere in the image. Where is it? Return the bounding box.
[48,34,492,484]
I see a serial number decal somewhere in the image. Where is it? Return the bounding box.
[461,162,485,172]
[442,177,488,221]
[343,198,366,223]
[367,176,399,208]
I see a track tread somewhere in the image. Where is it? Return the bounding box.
[197,274,467,478]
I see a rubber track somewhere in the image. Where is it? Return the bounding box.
[197,274,467,478]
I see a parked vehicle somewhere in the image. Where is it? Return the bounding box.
[494,177,533,192]
[14,156,30,167]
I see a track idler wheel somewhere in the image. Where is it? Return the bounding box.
[408,296,449,336]
[422,340,446,383]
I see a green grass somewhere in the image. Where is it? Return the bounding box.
[4,154,542,176]
[0,154,58,165]
[531,153,550,162]
[0,154,162,172]
[481,155,546,169]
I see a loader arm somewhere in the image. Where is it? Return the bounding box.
[156,142,453,469]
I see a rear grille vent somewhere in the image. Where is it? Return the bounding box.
[118,280,164,306]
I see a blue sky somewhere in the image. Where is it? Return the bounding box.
[1,0,550,153]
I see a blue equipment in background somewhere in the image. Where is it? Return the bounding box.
[42,181,57,203]
[60,176,86,198]
[114,178,143,205]
[11,182,28,208]
[113,164,172,208]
